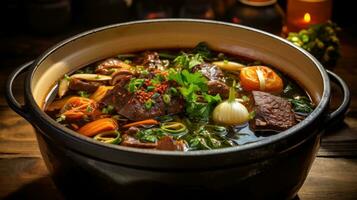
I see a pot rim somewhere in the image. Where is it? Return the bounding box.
[25,19,330,157]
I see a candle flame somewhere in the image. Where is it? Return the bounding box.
[304,13,311,23]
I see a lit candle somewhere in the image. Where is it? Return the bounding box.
[285,0,332,32]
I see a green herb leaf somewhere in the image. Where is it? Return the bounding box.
[128,78,144,93]
[78,91,90,98]
[173,53,204,69]
[102,105,114,114]
[289,96,314,113]
[136,128,166,143]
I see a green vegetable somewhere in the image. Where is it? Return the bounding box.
[78,91,90,98]
[128,78,144,93]
[145,99,153,110]
[152,93,160,99]
[158,52,177,59]
[286,21,341,68]
[86,105,93,112]
[94,131,121,144]
[168,69,221,121]
[173,53,204,69]
[146,85,155,92]
[102,105,114,114]
[76,66,95,74]
[192,42,212,59]
[289,96,314,113]
[163,94,171,104]
[160,122,187,138]
[183,125,233,150]
[136,128,167,143]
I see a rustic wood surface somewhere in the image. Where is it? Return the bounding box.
[0,27,356,200]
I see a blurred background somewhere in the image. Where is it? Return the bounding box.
[0,0,355,70]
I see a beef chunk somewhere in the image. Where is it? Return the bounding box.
[101,83,184,121]
[193,63,224,80]
[125,127,140,135]
[121,134,157,148]
[119,95,166,121]
[95,58,130,75]
[134,51,163,69]
[207,80,229,98]
[156,136,186,151]
[109,70,134,86]
[252,91,296,131]
[69,78,102,93]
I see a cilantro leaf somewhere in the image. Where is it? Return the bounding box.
[173,53,204,69]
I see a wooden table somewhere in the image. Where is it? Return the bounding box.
[0,27,356,200]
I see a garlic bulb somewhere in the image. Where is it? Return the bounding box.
[212,81,249,125]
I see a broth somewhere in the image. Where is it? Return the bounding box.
[45,42,314,151]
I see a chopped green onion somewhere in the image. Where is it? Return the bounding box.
[94,131,121,144]
[152,93,160,99]
[163,94,171,104]
[147,86,155,92]
[145,99,153,110]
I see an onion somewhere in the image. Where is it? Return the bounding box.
[58,77,70,98]
[212,81,249,126]
[213,61,245,71]
[256,67,266,91]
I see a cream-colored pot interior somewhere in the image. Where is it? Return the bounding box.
[31,20,324,108]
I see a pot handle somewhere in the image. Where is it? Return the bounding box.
[5,61,34,121]
[325,70,351,125]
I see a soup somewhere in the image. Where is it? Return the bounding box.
[45,42,314,151]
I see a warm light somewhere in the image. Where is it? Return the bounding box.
[304,13,311,23]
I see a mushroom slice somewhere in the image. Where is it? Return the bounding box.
[70,74,112,81]
[213,61,245,71]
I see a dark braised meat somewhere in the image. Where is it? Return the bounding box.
[193,63,229,98]
[156,136,186,151]
[95,58,130,75]
[207,80,229,98]
[101,82,184,121]
[109,70,134,86]
[120,95,166,120]
[252,91,296,131]
[193,63,224,80]
[69,78,102,93]
[134,51,163,69]
[121,134,157,148]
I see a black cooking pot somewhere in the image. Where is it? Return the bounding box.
[6,19,350,199]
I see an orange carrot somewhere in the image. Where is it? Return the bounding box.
[123,119,159,128]
[90,86,114,102]
[78,118,118,137]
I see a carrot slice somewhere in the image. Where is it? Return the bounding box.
[90,86,114,102]
[78,118,118,137]
[123,119,159,128]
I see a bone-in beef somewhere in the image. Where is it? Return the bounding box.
[252,91,296,131]
[69,78,102,93]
